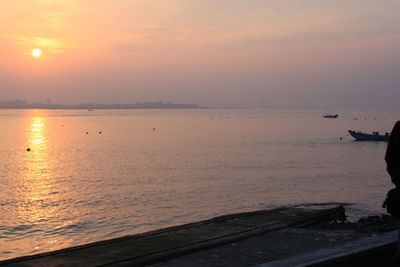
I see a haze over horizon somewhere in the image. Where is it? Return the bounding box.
[1,1,399,109]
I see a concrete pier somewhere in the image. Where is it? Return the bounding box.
[0,206,397,266]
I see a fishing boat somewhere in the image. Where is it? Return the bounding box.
[348,130,390,141]
[323,114,338,119]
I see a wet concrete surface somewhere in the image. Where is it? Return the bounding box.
[1,206,397,267]
[151,227,368,267]
[152,214,399,267]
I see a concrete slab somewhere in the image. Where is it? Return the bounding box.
[154,214,398,267]
[154,226,372,267]
[258,231,397,267]
[0,207,339,267]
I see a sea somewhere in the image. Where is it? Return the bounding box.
[0,108,399,260]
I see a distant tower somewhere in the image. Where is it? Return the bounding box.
[47,98,51,106]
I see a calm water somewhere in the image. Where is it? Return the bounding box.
[0,108,399,260]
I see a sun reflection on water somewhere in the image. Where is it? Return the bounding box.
[29,116,48,147]
[17,111,82,254]
[20,111,53,223]
[12,111,68,253]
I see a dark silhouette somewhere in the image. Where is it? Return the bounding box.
[386,121,400,187]
[383,188,400,216]
[384,121,400,264]
[384,121,400,215]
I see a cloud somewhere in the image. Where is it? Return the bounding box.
[15,37,65,55]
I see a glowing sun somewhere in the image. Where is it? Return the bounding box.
[32,49,42,57]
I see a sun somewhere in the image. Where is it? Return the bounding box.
[32,49,42,57]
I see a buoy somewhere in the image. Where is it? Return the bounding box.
[26,148,31,152]
[99,131,102,134]
[340,137,342,140]
[86,132,89,134]
[153,128,155,131]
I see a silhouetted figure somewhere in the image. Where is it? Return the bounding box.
[334,205,346,222]
[386,121,400,187]
[385,121,400,263]
[383,188,400,217]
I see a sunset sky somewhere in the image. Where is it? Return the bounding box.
[1,0,399,108]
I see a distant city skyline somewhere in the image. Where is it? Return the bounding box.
[0,99,202,109]
[1,1,399,109]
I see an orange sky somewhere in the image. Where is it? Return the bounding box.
[1,0,400,108]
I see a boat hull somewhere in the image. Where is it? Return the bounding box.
[348,130,390,141]
[323,114,338,118]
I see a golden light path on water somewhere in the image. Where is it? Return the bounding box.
[15,111,72,253]
[22,114,51,222]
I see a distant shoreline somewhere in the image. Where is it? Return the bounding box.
[0,103,206,110]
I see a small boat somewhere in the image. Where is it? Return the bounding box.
[323,114,338,119]
[348,130,390,141]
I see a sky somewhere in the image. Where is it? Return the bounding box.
[0,0,399,108]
